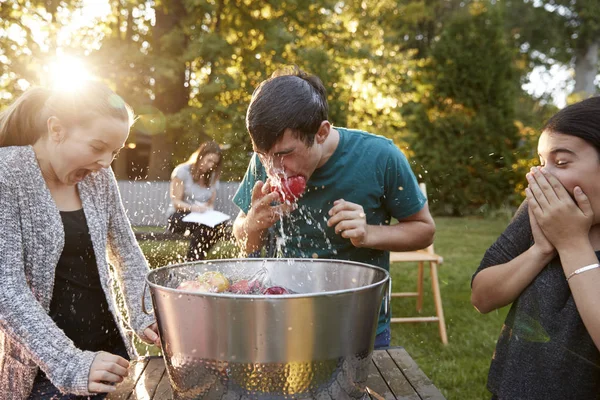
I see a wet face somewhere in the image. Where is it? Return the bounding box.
[48,116,129,185]
[538,130,600,222]
[254,128,325,182]
[197,153,220,174]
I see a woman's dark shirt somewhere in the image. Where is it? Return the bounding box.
[49,209,124,352]
[473,201,600,399]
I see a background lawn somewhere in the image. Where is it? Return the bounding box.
[388,217,511,399]
[138,216,511,399]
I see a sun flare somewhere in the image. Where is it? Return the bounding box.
[48,56,93,92]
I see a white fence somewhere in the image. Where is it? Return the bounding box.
[117,180,241,226]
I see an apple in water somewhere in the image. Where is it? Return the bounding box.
[229,279,263,294]
[270,176,306,202]
[198,271,230,293]
[229,279,251,294]
[177,280,212,293]
[262,286,289,295]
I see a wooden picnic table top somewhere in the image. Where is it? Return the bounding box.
[106,347,445,400]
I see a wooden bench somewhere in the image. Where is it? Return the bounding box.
[118,180,240,227]
[107,347,445,399]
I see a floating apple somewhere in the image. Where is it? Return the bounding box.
[177,280,212,293]
[230,279,264,294]
[262,286,289,295]
[198,271,230,293]
[229,279,252,294]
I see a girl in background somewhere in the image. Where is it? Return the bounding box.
[167,140,229,261]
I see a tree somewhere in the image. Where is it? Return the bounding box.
[406,2,523,215]
[504,0,600,98]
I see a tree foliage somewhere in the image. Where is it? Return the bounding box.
[0,0,562,213]
[503,0,600,97]
[406,3,524,215]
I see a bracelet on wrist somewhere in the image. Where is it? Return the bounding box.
[566,263,600,281]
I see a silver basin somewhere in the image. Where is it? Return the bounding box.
[146,258,390,399]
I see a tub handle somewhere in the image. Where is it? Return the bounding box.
[384,279,391,320]
[142,282,154,315]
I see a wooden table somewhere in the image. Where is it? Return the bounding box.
[107,347,445,400]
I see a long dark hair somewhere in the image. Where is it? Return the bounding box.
[544,96,600,158]
[0,81,133,147]
[189,141,222,187]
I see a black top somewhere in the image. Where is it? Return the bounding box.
[49,209,124,353]
[473,201,600,400]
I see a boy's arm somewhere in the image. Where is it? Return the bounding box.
[233,210,269,254]
[366,203,435,251]
[328,142,434,251]
[327,199,435,251]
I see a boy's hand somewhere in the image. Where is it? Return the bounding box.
[327,199,369,248]
[246,181,295,233]
[88,352,129,393]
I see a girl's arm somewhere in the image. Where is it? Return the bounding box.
[170,177,191,211]
[206,185,217,209]
[0,181,97,395]
[471,202,555,313]
[471,244,554,313]
[170,176,209,213]
[527,167,600,349]
[561,241,600,349]
[104,169,156,339]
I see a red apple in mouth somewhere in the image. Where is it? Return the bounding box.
[270,175,307,202]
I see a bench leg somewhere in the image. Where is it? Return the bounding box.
[430,262,448,345]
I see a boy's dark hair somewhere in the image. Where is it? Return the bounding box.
[246,66,328,151]
[544,96,600,158]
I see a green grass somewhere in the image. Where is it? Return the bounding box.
[138,217,511,399]
[389,216,511,400]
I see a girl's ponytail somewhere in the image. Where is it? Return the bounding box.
[0,88,51,147]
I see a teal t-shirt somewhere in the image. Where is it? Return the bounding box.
[233,127,427,334]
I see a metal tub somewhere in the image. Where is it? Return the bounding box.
[146,258,390,399]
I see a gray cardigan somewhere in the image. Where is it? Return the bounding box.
[0,146,156,398]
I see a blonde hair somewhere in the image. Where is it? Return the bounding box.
[0,81,134,147]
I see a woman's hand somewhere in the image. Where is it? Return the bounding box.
[528,201,556,258]
[526,167,594,252]
[190,204,208,213]
[141,323,161,346]
[88,351,129,393]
